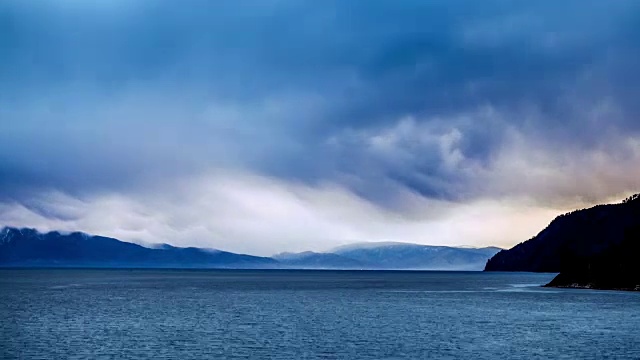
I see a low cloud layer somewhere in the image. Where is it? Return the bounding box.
[1,1,639,254]
[0,171,565,256]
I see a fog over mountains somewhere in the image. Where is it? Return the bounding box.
[277,243,500,270]
[0,227,499,270]
[0,227,275,269]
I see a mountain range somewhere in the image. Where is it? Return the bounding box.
[485,194,640,291]
[0,227,276,268]
[276,242,501,270]
[0,227,500,270]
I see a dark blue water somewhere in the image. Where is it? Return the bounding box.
[1,270,639,359]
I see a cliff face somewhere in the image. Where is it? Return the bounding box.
[485,194,640,291]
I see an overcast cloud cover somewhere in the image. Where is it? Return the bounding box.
[1,0,639,255]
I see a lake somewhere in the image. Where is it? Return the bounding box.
[1,269,639,359]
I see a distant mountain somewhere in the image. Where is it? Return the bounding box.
[485,194,640,291]
[333,242,501,270]
[276,243,501,270]
[0,227,276,268]
[0,227,502,271]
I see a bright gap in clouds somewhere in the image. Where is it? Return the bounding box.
[0,171,564,256]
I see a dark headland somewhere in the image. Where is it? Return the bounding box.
[485,194,640,291]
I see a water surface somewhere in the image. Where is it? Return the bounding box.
[1,269,639,359]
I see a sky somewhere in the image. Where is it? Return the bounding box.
[1,0,640,256]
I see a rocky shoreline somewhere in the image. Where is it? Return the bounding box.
[543,272,640,292]
[544,283,640,292]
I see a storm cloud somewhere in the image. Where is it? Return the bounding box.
[1,1,639,254]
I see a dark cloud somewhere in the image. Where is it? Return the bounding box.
[1,0,640,205]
